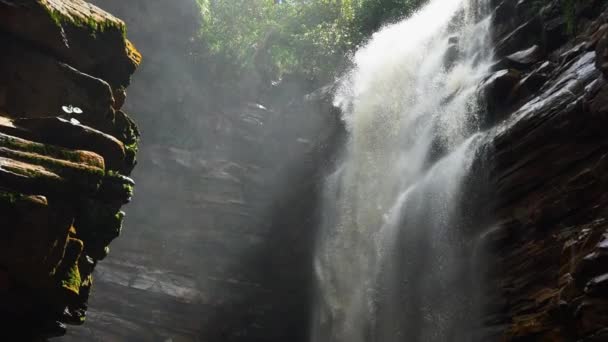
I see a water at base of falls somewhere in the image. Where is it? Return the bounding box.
[311,0,493,341]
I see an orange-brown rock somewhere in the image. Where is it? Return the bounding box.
[0,0,141,90]
[0,34,115,119]
[0,0,140,338]
[14,117,127,172]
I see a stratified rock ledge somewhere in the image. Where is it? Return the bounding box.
[479,0,608,340]
[0,0,141,339]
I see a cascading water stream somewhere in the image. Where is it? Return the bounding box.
[312,0,493,341]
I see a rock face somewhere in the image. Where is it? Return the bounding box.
[480,0,608,340]
[0,0,140,339]
[47,1,344,341]
[12,0,607,341]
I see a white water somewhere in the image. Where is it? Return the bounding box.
[312,0,493,341]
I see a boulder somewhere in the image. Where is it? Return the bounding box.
[544,16,569,52]
[585,273,608,297]
[506,45,544,66]
[584,23,608,51]
[0,0,141,90]
[0,35,114,120]
[492,0,517,39]
[508,68,549,103]
[495,16,545,57]
[480,69,521,125]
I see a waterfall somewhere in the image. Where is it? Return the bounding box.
[312,0,493,341]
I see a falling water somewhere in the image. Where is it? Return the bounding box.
[312,0,493,341]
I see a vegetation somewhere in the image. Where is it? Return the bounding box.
[43,4,127,39]
[560,0,577,34]
[195,0,428,86]
[0,190,24,205]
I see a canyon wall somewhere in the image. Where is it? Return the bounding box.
[483,0,608,340]
[4,0,608,341]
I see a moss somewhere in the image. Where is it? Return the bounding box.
[0,190,24,205]
[124,141,138,163]
[0,147,104,178]
[105,170,119,177]
[0,148,104,196]
[114,211,126,224]
[61,262,82,295]
[0,134,98,166]
[42,3,127,40]
[57,237,84,296]
[124,141,139,155]
[0,162,52,181]
[99,171,134,203]
[122,183,134,198]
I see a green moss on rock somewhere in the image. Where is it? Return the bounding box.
[43,2,127,39]
[0,133,103,168]
[0,190,25,205]
[61,261,82,295]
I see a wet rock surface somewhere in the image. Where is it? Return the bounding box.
[481,0,608,340]
[0,0,140,339]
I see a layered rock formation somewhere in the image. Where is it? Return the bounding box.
[481,0,608,340]
[0,0,140,339]
[50,1,342,340]
[28,0,608,341]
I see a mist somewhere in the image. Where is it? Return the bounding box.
[59,0,341,341]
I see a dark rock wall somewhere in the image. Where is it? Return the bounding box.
[481,0,608,340]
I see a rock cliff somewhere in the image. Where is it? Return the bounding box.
[481,0,608,340]
[0,0,140,339]
[52,1,342,340]
[6,0,608,340]
[58,0,608,340]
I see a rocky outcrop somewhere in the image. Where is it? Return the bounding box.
[37,1,343,340]
[0,0,140,339]
[22,0,608,341]
[479,0,608,340]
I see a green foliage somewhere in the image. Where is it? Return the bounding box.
[560,0,576,34]
[195,0,427,86]
[0,191,24,205]
[352,0,427,39]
